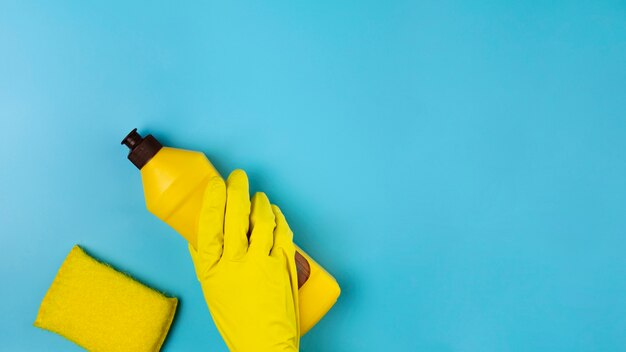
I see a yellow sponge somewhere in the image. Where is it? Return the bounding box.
[34,245,178,352]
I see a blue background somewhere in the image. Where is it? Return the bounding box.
[1,1,625,351]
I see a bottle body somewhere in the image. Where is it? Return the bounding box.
[140,146,339,334]
[141,147,217,246]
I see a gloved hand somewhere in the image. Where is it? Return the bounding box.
[189,169,300,352]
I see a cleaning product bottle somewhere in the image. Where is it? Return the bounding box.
[121,128,340,335]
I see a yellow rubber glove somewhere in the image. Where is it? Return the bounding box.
[189,169,300,352]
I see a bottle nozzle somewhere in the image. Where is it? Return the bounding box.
[121,128,143,150]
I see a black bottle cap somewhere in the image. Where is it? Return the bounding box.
[121,128,163,169]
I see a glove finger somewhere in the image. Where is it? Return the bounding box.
[196,176,226,273]
[223,169,251,260]
[270,204,300,336]
[248,192,275,256]
[270,204,295,257]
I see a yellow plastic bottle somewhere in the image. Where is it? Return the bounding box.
[121,128,340,335]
